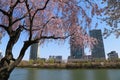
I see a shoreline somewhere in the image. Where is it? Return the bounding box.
[17,62,120,69]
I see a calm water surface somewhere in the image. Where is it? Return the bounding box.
[9,68,120,80]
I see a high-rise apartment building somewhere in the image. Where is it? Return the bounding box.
[29,42,40,60]
[89,29,106,59]
[107,51,119,60]
[70,37,84,59]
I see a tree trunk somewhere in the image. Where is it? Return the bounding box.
[0,70,11,80]
[0,40,35,80]
[0,56,13,80]
[0,26,25,80]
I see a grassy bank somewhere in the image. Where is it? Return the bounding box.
[17,59,120,69]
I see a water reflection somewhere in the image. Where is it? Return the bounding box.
[20,69,72,80]
[9,68,120,80]
[25,68,38,80]
[107,69,120,80]
[68,69,86,80]
[93,69,109,80]
[85,70,94,80]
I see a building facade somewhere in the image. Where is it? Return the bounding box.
[107,51,119,60]
[29,42,40,60]
[89,29,106,59]
[82,55,92,61]
[70,37,84,59]
[49,55,62,63]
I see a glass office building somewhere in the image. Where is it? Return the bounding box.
[70,37,84,59]
[89,29,106,59]
[29,42,40,60]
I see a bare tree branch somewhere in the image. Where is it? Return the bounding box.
[41,35,70,40]
[8,39,39,71]
[0,24,9,33]
[18,0,26,3]
[32,0,50,21]
[9,0,19,11]
[24,0,50,41]
[0,24,7,28]
[22,16,55,32]
[12,13,28,25]
[25,0,33,41]
[39,16,56,37]
[0,9,9,16]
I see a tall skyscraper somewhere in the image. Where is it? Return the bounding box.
[29,42,40,60]
[70,37,84,59]
[89,29,106,59]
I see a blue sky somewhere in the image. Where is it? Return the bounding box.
[0,16,120,60]
[0,23,120,60]
[0,1,120,60]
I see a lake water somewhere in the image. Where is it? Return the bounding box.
[9,68,120,80]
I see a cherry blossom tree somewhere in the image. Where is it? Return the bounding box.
[102,0,120,38]
[0,0,102,80]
